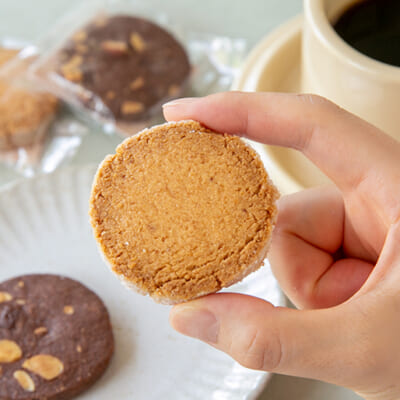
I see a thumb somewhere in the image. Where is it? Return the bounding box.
[170,293,362,387]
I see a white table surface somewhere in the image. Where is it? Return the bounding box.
[0,1,362,399]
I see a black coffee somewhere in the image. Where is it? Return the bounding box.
[334,0,400,67]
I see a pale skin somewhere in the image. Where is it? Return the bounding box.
[163,92,400,400]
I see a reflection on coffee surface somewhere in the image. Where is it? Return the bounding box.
[334,0,400,67]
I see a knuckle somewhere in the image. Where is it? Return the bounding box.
[272,195,300,233]
[295,93,344,120]
[234,328,283,371]
[295,93,333,108]
[275,196,292,220]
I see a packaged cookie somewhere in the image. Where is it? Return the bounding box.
[0,40,87,177]
[0,47,58,151]
[30,0,246,137]
[32,13,190,137]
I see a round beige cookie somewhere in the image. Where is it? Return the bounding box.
[90,120,279,304]
[0,48,58,151]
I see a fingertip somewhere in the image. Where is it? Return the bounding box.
[169,302,192,329]
[168,302,219,343]
[168,304,180,327]
[162,97,199,121]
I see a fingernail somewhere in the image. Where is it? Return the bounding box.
[170,305,219,343]
[162,97,198,108]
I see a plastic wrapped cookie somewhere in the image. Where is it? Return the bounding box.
[37,14,190,136]
[0,48,58,151]
[90,120,279,304]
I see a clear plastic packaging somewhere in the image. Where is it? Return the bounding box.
[0,39,87,177]
[30,0,247,137]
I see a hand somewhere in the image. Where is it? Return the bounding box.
[163,92,400,400]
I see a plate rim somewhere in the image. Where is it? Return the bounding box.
[233,16,308,195]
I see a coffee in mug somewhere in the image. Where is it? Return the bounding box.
[302,0,400,141]
[334,0,400,67]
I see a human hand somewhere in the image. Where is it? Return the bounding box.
[163,92,400,400]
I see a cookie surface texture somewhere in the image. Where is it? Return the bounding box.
[90,120,279,304]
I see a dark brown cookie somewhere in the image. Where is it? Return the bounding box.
[0,274,114,400]
[56,15,191,123]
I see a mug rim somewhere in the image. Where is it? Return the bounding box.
[304,0,400,80]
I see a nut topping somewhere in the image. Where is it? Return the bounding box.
[101,40,128,55]
[14,370,35,392]
[23,355,64,380]
[130,76,145,91]
[130,32,145,52]
[121,101,144,115]
[61,68,83,83]
[0,339,23,363]
[0,291,12,303]
[34,326,48,335]
[66,55,83,68]
[61,55,83,83]
[63,305,74,315]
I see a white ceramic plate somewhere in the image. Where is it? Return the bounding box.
[233,16,331,195]
[0,165,284,400]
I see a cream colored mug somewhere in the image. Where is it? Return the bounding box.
[302,0,400,140]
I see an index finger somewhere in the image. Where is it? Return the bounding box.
[163,92,400,191]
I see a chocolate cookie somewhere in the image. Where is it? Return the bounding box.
[0,274,114,400]
[56,15,190,123]
[90,121,279,304]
